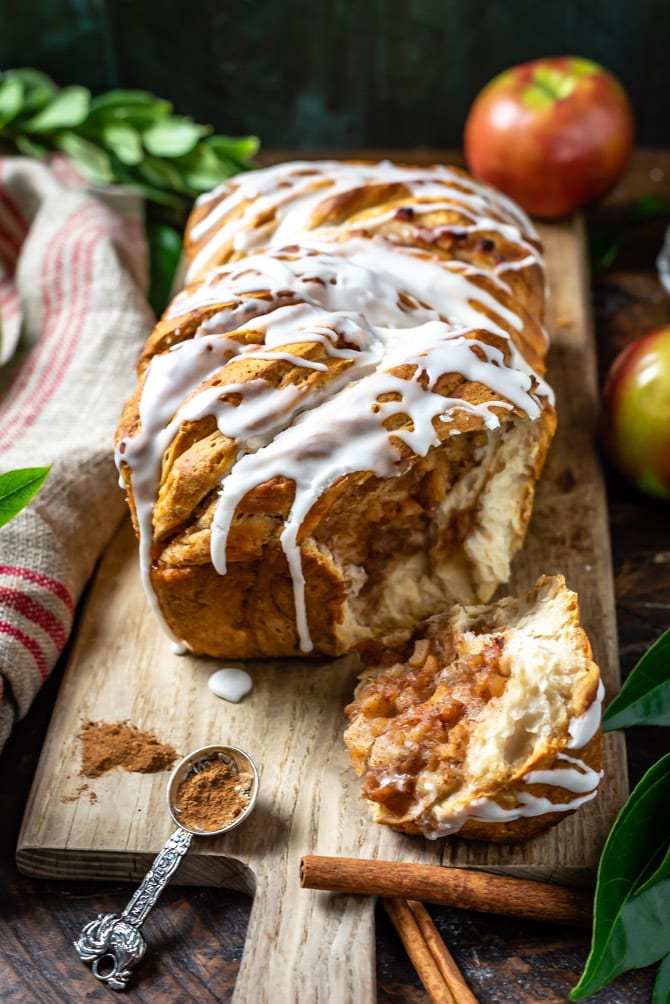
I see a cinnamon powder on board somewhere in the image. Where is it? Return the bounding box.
[77,720,179,778]
[175,758,253,831]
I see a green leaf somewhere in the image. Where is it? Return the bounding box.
[654,953,670,1004]
[571,753,670,999]
[588,194,670,274]
[588,227,622,274]
[146,221,183,315]
[89,88,172,115]
[1,71,254,212]
[110,160,186,209]
[637,193,670,218]
[52,132,114,184]
[205,133,259,170]
[111,105,175,130]
[142,117,209,158]
[137,155,190,195]
[0,467,50,528]
[14,134,48,159]
[22,85,90,133]
[99,122,143,165]
[127,180,185,209]
[0,76,25,127]
[603,629,670,729]
[3,68,58,116]
[173,143,231,194]
[89,90,173,130]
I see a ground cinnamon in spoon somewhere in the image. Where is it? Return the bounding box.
[176,758,253,832]
[78,720,179,778]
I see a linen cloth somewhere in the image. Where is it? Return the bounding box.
[0,157,154,753]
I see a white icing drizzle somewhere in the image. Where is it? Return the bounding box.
[186,160,539,282]
[426,783,601,839]
[465,786,600,824]
[117,335,243,640]
[422,686,605,838]
[118,166,554,653]
[566,679,605,749]
[523,752,603,793]
[172,238,532,345]
[209,327,544,651]
[208,667,253,703]
[117,309,385,631]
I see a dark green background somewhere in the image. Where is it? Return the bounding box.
[1,0,667,147]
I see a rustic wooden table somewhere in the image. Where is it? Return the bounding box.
[1,150,668,1003]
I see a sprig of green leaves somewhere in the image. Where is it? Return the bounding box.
[0,467,50,528]
[572,632,670,1001]
[0,68,259,212]
[0,67,260,314]
[570,753,670,1002]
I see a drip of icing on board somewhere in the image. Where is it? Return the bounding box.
[208,668,253,703]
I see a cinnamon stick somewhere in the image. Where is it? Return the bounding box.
[383,898,456,1004]
[300,856,593,927]
[406,900,478,1004]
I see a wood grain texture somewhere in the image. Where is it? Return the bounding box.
[16,216,626,1003]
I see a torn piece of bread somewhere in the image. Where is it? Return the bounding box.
[344,575,603,843]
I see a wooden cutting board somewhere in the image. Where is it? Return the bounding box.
[17,216,627,1003]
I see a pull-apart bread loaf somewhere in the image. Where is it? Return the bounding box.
[344,575,603,842]
[116,161,557,658]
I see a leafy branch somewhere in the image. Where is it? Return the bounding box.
[571,629,670,1002]
[0,67,260,314]
[0,68,259,215]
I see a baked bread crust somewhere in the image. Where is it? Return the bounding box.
[184,161,545,319]
[116,161,557,657]
[344,575,603,842]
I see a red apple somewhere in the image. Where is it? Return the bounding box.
[600,328,670,499]
[464,57,634,218]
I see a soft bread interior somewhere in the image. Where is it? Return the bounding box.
[344,575,601,839]
[321,414,552,651]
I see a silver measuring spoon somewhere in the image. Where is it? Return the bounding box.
[74,744,259,991]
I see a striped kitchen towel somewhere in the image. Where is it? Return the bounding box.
[0,157,154,753]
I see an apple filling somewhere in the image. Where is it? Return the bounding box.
[344,575,602,840]
[345,627,511,822]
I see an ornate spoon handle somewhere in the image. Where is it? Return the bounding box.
[74,827,194,990]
